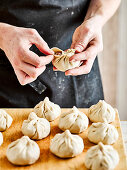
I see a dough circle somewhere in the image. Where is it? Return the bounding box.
[50,130,84,158]
[22,112,50,140]
[52,47,81,72]
[59,106,89,133]
[34,97,61,122]
[88,122,118,144]
[84,142,119,170]
[0,109,13,131]
[88,100,115,123]
[6,136,40,165]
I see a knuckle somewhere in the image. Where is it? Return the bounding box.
[32,70,38,78]
[35,59,41,67]
[29,28,38,35]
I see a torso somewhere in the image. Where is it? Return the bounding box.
[0,0,104,108]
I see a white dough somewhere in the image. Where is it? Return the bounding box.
[52,47,81,72]
[50,130,84,158]
[6,136,40,165]
[0,132,3,146]
[0,109,13,131]
[88,100,115,123]
[88,122,118,144]
[84,142,119,170]
[34,97,61,122]
[59,106,89,133]
[22,112,50,140]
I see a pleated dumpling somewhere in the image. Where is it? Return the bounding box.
[6,136,40,165]
[34,97,61,121]
[52,47,81,72]
[84,142,119,170]
[50,130,84,158]
[0,109,13,131]
[59,106,89,133]
[88,100,116,123]
[22,112,50,140]
[88,122,118,144]
[0,132,3,146]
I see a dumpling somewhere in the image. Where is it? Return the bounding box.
[0,109,13,131]
[6,136,40,165]
[52,47,81,72]
[34,97,61,122]
[22,112,50,140]
[88,122,118,144]
[84,142,119,170]
[0,132,3,146]
[50,130,84,158]
[59,106,89,133]
[88,100,115,123]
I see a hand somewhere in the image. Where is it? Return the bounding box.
[65,17,103,76]
[1,24,54,85]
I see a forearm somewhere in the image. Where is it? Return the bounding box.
[85,0,121,27]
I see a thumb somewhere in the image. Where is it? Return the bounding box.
[31,31,54,55]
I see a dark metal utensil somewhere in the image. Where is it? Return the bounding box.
[29,79,47,94]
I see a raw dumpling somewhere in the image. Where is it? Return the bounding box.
[22,112,50,140]
[34,97,61,122]
[59,106,89,133]
[84,142,119,170]
[0,109,13,131]
[0,132,3,146]
[50,130,84,158]
[88,122,118,144]
[52,47,81,72]
[6,136,40,165]
[88,100,115,123]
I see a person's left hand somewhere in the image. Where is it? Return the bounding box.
[65,17,103,76]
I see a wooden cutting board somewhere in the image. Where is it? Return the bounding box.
[0,109,126,170]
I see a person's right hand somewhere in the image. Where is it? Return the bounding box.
[0,23,54,85]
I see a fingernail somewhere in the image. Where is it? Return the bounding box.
[50,50,54,54]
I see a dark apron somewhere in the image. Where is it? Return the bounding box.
[0,0,104,108]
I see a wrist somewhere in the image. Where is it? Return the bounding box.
[84,14,104,29]
[0,23,14,50]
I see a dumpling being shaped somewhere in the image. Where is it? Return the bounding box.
[88,122,118,144]
[22,112,50,140]
[0,132,3,146]
[6,136,40,165]
[52,47,81,72]
[50,130,84,158]
[0,109,13,131]
[34,97,61,121]
[59,106,89,133]
[84,142,119,170]
[88,100,116,123]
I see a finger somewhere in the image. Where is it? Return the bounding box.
[53,66,58,71]
[65,58,95,76]
[20,62,46,78]
[21,50,42,67]
[14,69,35,85]
[69,51,87,62]
[74,31,92,52]
[70,39,101,62]
[39,55,54,66]
[22,49,54,67]
[30,29,54,55]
